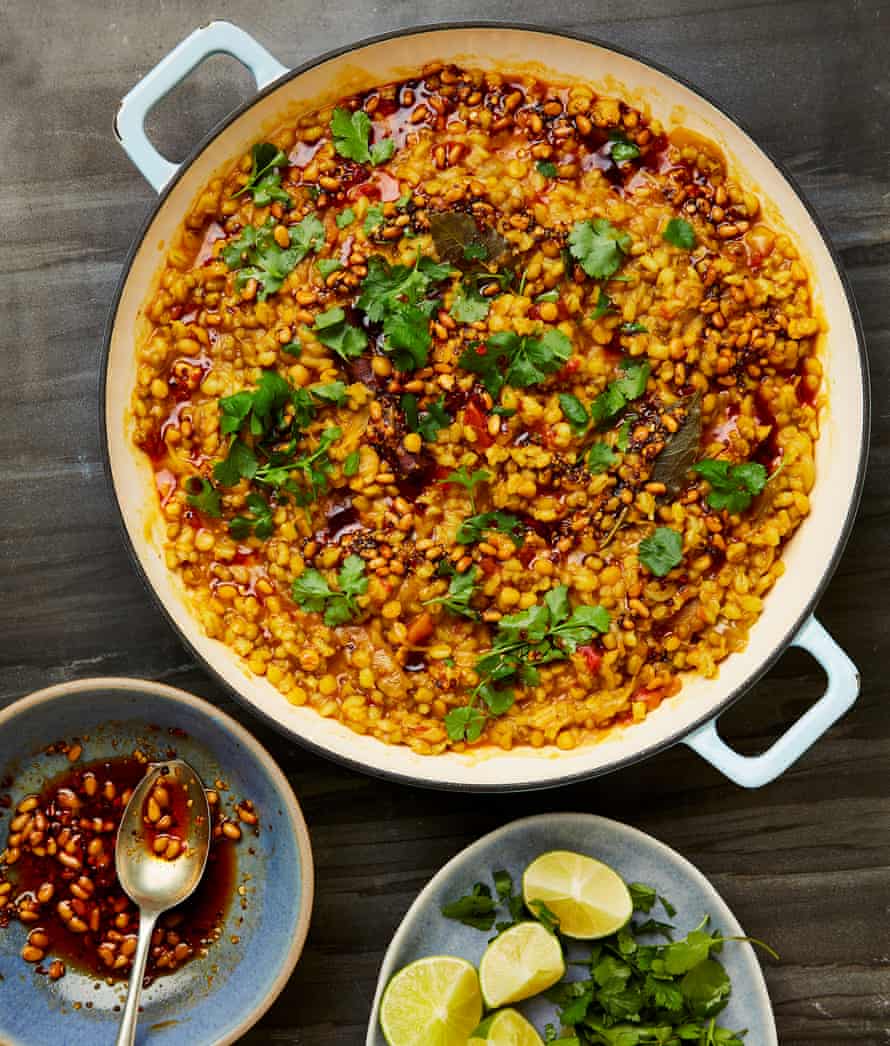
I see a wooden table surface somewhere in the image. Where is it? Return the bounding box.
[1,1,888,1042]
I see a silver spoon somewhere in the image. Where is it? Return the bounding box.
[114,759,211,1046]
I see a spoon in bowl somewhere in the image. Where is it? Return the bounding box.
[113,759,211,1046]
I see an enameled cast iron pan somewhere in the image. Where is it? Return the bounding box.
[103,22,868,791]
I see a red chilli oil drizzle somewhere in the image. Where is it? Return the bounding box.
[1,756,236,983]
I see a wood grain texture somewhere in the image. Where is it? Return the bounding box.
[0,1,888,1042]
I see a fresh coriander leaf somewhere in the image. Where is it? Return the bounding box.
[568,218,631,279]
[587,442,618,474]
[559,392,589,433]
[290,568,334,614]
[591,288,613,320]
[457,511,524,547]
[493,873,516,905]
[662,923,719,976]
[681,959,732,1018]
[291,553,367,626]
[213,439,258,487]
[402,393,452,442]
[589,360,651,427]
[313,307,368,360]
[281,340,302,357]
[505,328,572,387]
[629,883,658,913]
[310,381,349,405]
[424,565,478,619]
[639,526,683,577]
[343,449,360,476]
[664,217,697,250]
[693,459,768,513]
[466,587,610,732]
[614,360,650,399]
[590,382,628,426]
[364,203,385,234]
[466,330,572,395]
[661,895,678,918]
[536,290,559,303]
[440,466,490,498]
[441,883,496,929]
[335,207,355,229]
[492,405,516,417]
[537,160,558,177]
[445,705,487,743]
[369,137,395,165]
[620,321,648,335]
[636,918,675,939]
[256,426,341,507]
[316,258,343,278]
[382,303,435,371]
[228,492,274,540]
[330,106,372,163]
[528,899,561,934]
[359,255,451,321]
[232,142,292,206]
[222,215,324,299]
[185,476,221,517]
[559,986,595,1027]
[450,281,491,323]
[610,136,641,164]
[357,254,452,370]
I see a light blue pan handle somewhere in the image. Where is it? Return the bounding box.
[114,21,288,192]
[684,615,859,788]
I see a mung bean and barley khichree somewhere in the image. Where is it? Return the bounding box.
[130,64,822,754]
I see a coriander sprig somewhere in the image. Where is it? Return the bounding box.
[445,586,610,742]
[291,554,368,627]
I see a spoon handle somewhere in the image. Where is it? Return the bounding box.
[115,908,159,1046]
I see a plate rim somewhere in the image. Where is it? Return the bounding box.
[366,811,778,1045]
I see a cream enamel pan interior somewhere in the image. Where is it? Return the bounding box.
[104,25,868,790]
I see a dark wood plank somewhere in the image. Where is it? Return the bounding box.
[1,1,888,1043]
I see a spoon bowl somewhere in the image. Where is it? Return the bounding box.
[114,759,211,1046]
[115,759,211,910]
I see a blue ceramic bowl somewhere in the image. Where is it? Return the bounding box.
[0,677,313,1046]
[367,813,777,1045]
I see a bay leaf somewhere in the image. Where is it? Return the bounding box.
[650,392,702,495]
[429,211,512,270]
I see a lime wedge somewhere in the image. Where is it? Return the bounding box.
[522,850,633,940]
[379,955,483,1046]
[478,921,565,1008]
[470,1008,545,1046]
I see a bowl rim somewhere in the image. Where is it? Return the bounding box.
[0,675,314,1046]
[366,811,778,1045]
[100,20,870,792]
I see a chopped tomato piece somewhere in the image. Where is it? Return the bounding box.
[463,401,493,449]
[578,645,602,673]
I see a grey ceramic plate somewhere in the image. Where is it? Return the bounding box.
[367,813,777,1045]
